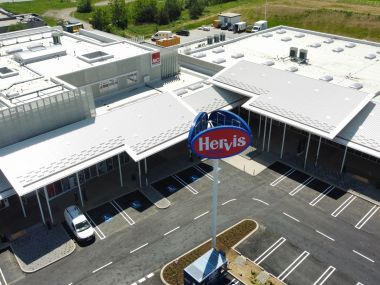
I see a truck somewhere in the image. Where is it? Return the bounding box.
[253,20,268,32]
[233,22,247,33]
[151,31,172,41]
[61,20,84,33]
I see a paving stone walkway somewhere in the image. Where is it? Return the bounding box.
[11,224,75,273]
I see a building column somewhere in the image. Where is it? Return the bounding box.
[144,158,148,186]
[36,190,45,225]
[118,154,123,187]
[315,137,322,166]
[237,106,241,116]
[247,111,251,127]
[258,115,262,137]
[19,196,26,218]
[76,173,84,206]
[303,133,311,169]
[280,123,287,159]
[44,186,54,224]
[262,117,267,151]
[340,146,348,174]
[267,119,272,152]
[138,161,142,188]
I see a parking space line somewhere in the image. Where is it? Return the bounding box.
[331,195,356,217]
[222,198,236,206]
[289,177,315,196]
[254,237,286,265]
[309,185,334,206]
[110,200,135,225]
[164,226,180,236]
[0,268,7,285]
[283,212,300,223]
[138,277,146,283]
[355,205,379,230]
[146,273,154,278]
[352,250,375,263]
[356,282,364,285]
[252,198,269,206]
[270,169,295,187]
[193,165,214,181]
[315,230,335,241]
[313,266,336,285]
[84,213,106,240]
[277,251,310,281]
[130,243,149,254]
[194,211,209,220]
[92,261,112,274]
[172,175,198,194]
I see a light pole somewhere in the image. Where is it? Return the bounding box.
[265,0,268,20]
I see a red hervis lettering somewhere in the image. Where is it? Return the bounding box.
[198,135,247,151]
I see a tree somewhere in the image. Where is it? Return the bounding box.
[133,0,158,23]
[89,8,111,31]
[188,0,204,19]
[77,0,93,13]
[109,0,128,29]
[156,6,170,25]
[164,0,182,21]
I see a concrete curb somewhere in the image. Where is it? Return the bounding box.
[160,219,257,285]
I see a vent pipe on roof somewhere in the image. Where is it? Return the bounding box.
[52,32,61,45]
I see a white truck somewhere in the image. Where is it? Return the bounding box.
[151,31,172,41]
[253,20,268,32]
[233,22,247,33]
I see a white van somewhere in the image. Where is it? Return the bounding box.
[253,20,268,32]
[151,31,172,41]
[64,205,95,241]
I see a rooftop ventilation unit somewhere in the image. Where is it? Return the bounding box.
[212,58,226,64]
[77,51,113,63]
[262,33,273,38]
[13,46,67,64]
[289,47,298,60]
[323,38,334,44]
[298,49,308,63]
[281,37,292,42]
[365,53,376,60]
[231,52,244,59]
[332,47,344,53]
[319,75,333,82]
[276,29,286,34]
[0,67,19,78]
[193,52,206,58]
[212,47,225,54]
[175,89,188,96]
[52,32,61,45]
[349,82,363,90]
[262,60,274,66]
[27,42,44,51]
[286,66,298,72]
[294,33,305,38]
[345,42,356,48]
[310,43,321,48]
[6,47,23,54]
[188,83,203,91]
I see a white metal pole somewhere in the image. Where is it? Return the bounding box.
[304,133,311,169]
[76,173,84,206]
[237,106,241,116]
[280,123,286,159]
[265,0,268,20]
[138,161,142,188]
[144,158,148,187]
[36,190,45,224]
[118,154,123,187]
[19,195,26,218]
[44,186,54,224]
[258,115,262,137]
[340,146,348,174]
[262,117,267,151]
[316,137,322,165]
[267,119,272,152]
[247,111,251,127]
[211,159,219,249]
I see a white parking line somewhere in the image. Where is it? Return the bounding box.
[194,211,209,220]
[331,195,356,217]
[0,268,7,285]
[355,205,379,230]
[146,273,154,278]
[92,261,112,273]
[85,213,106,240]
[352,250,375,263]
[252,198,269,206]
[277,251,310,281]
[130,243,149,254]
[270,168,295,187]
[283,212,300,223]
[227,278,240,285]
[110,200,135,225]
[313,266,336,285]
[222,198,236,206]
[309,185,335,206]
[289,177,315,196]
[254,237,286,265]
[193,165,214,181]
[164,226,180,236]
[172,175,198,194]
[315,230,335,242]
[356,282,364,285]
[138,277,146,283]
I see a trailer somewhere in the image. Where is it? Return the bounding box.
[233,21,247,33]
[218,13,241,26]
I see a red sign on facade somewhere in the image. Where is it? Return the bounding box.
[151,51,161,66]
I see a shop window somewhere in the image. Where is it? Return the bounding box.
[106,158,114,171]
[97,161,107,175]
[90,165,98,177]
[0,198,9,210]
[47,184,55,198]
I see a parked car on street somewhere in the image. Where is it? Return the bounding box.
[245,25,254,33]
[220,23,230,30]
[64,205,95,242]
[176,29,190,36]
[198,26,211,31]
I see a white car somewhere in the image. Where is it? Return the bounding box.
[198,26,211,31]
[64,205,95,242]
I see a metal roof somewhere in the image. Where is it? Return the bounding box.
[214,60,373,139]
[0,92,196,197]
[218,12,240,18]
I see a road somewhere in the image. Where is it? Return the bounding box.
[5,160,380,285]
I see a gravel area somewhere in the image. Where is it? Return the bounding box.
[11,224,75,273]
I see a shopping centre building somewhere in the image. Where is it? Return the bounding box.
[0,24,379,235]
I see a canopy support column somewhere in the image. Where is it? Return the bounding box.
[44,186,54,224]
[118,154,123,187]
[340,146,348,174]
[280,123,286,159]
[144,158,148,187]
[258,115,262,137]
[267,119,272,152]
[138,161,142,188]
[304,133,311,170]
[247,111,251,127]
[262,117,267,151]
[237,106,241,116]
[315,137,322,166]
[19,196,26,218]
[36,190,45,225]
[76,173,84,206]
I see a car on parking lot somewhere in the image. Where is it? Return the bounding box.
[220,23,230,30]
[198,26,211,31]
[64,205,95,242]
[245,25,254,33]
[176,29,190,36]
[130,200,142,210]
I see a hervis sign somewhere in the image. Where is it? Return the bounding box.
[189,110,252,159]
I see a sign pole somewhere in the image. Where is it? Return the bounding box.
[211,159,219,249]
